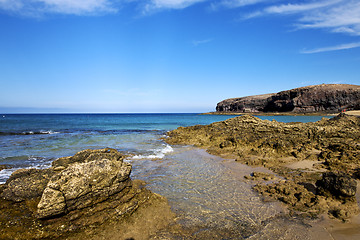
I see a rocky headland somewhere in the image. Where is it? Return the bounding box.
[166,113,360,220]
[216,84,360,114]
[0,148,174,239]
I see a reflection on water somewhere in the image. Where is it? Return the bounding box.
[130,146,330,239]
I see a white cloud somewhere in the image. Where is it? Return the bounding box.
[210,0,266,11]
[265,0,340,14]
[217,0,266,8]
[301,42,360,54]
[143,0,206,13]
[243,0,360,36]
[192,38,213,46]
[0,0,117,16]
[297,0,360,36]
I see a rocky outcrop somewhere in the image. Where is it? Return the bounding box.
[166,113,360,219]
[37,158,132,219]
[254,173,359,220]
[0,164,9,171]
[316,172,357,198]
[216,84,360,113]
[1,168,55,202]
[0,149,173,239]
[166,113,360,171]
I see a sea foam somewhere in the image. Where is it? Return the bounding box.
[131,144,174,160]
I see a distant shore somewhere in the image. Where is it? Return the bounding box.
[201,111,360,117]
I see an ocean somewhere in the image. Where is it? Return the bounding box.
[1,113,335,238]
[0,113,328,184]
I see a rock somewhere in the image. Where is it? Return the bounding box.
[0,149,174,239]
[52,148,124,168]
[216,84,360,113]
[0,168,55,202]
[166,113,360,219]
[254,181,319,211]
[0,164,9,171]
[244,172,278,181]
[316,172,357,198]
[37,158,132,219]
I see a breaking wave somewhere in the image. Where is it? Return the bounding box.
[131,144,174,160]
[0,130,60,136]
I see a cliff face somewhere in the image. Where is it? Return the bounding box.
[216,84,360,113]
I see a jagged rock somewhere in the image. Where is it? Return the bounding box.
[254,181,319,211]
[52,148,124,168]
[0,164,9,171]
[0,149,173,239]
[0,168,55,202]
[166,113,360,219]
[167,114,360,171]
[37,158,132,219]
[316,172,357,198]
[216,84,360,113]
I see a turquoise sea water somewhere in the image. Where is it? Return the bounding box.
[0,113,328,184]
[1,113,336,238]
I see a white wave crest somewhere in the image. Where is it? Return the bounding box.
[0,161,51,184]
[131,144,173,160]
[40,130,60,134]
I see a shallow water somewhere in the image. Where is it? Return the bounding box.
[130,146,333,239]
[1,113,339,238]
[0,113,329,183]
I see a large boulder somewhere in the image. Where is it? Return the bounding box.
[0,168,55,202]
[52,148,124,169]
[37,158,132,219]
[0,149,174,239]
[316,172,357,198]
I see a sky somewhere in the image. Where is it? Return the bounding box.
[0,0,359,113]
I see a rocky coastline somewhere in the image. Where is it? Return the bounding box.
[216,84,360,114]
[165,113,360,220]
[0,148,174,239]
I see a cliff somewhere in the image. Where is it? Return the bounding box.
[216,84,360,113]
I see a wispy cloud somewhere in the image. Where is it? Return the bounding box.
[301,42,360,54]
[210,0,266,11]
[265,0,340,14]
[297,0,360,36]
[143,0,206,13]
[192,38,213,46]
[242,0,360,36]
[0,0,118,16]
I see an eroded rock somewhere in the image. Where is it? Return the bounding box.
[52,148,124,169]
[1,168,55,202]
[0,149,173,239]
[166,113,360,219]
[37,158,132,218]
[316,172,357,198]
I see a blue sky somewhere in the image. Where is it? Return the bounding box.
[0,0,359,113]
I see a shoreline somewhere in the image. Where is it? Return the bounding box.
[0,149,176,239]
[165,113,360,222]
[202,110,360,117]
[201,111,339,116]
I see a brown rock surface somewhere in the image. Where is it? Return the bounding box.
[1,168,55,202]
[216,84,360,113]
[166,113,360,219]
[0,149,174,239]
